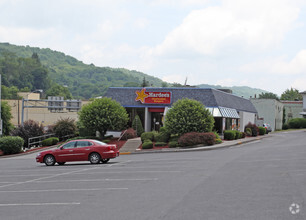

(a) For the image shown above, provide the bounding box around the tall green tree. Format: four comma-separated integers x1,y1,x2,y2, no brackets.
78,98,128,137
258,92,279,100
165,98,214,135
280,88,302,101
45,84,72,99
1,101,14,135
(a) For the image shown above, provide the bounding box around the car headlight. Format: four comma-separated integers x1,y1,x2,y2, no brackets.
37,153,41,157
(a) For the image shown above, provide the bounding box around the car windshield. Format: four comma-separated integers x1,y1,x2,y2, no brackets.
92,140,107,146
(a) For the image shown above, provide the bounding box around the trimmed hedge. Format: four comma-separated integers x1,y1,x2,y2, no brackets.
258,127,266,135
141,132,154,142
155,142,167,147
178,132,216,147
288,118,306,129
282,123,289,130
154,132,170,143
0,136,24,155
169,141,179,148
142,140,153,149
224,130,235,140
41,137,59,146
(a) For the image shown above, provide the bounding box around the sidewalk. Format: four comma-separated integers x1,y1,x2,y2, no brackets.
120,134,272,155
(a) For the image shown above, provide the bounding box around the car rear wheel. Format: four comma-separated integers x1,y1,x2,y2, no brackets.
101,158,110,164
89,153,101,164
44,155,56,166
57,162,66,165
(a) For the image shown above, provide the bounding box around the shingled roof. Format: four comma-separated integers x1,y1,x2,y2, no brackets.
104,87,257,113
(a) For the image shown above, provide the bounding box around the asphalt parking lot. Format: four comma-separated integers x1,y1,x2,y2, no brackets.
0,130,306,220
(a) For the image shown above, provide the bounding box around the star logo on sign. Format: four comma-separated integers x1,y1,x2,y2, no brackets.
135,88,148,103
289,203,300,215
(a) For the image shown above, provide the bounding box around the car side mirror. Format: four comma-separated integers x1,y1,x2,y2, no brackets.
59,146,63,150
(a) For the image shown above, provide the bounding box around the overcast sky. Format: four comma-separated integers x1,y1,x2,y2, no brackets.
1,0,306,95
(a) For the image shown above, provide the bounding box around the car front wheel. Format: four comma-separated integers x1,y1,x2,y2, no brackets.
89,153,101,164
44,155,56,166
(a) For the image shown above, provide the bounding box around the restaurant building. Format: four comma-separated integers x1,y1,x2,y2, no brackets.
104,87,257,133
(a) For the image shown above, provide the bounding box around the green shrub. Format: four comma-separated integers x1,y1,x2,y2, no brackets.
234,130,241,139
288,118,306,129
141,132,154,142
142,140,153,149
154,142,167,147
258,127,266,135
169,141,179,148
169,134,179,142
224,130,236,140
53,118,77,139
244,122,258,137
154,132,170,143
245,128,252,136
132,115,144,137
165,98,214,135
0,136,24,155
42,137,59,146
282,123,289,130
215,138,222,144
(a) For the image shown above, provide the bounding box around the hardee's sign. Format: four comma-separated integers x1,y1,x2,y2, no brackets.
135,88,171,104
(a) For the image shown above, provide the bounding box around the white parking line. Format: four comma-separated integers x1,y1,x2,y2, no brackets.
0,188,128,193
0,166,102,189
0,202,80,206
34,178,158,183
72,171,182,175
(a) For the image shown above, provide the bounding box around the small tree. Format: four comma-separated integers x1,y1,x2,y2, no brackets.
259,92,279,100
11,120,44,148
280,88,302,101
164,98,214,136
52,118,77,138
78,97,129,138
1,101,14,135
132,115,144,137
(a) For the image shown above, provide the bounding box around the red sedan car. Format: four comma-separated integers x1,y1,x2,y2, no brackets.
36,139,119,166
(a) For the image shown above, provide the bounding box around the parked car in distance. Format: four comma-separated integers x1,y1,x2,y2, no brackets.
36,139,119,166
263,123,272,133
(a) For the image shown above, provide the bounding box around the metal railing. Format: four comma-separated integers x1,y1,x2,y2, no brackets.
28,133,55,149
118,130,127,141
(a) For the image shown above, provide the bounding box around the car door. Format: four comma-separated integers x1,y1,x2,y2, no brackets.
74,141,93,161
55,141,77,162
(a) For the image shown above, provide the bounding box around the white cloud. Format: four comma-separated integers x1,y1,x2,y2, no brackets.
291,77,306,92
0,26,58,46
154,0,300,57
240,49,306,75
150,0,211,7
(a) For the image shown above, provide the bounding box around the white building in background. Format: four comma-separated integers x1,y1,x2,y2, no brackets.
300,91,306,118
250,99,284,131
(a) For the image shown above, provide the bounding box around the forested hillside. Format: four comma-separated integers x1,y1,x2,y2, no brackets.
197,84,268,98
0,43,164,99
0,42,270,100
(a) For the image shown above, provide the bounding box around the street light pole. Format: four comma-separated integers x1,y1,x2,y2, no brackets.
21,90,43,126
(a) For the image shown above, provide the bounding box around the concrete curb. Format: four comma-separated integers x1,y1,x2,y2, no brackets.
119,135,272,155
0,135,273,158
